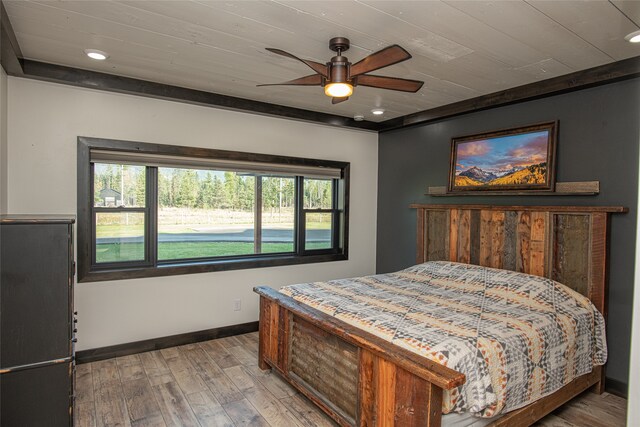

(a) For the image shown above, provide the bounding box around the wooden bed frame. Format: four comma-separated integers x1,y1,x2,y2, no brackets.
254,204,626,426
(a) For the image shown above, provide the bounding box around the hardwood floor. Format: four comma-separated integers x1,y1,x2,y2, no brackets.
75,332,627,427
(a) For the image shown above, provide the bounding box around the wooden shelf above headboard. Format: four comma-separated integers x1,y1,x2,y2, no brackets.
410,204,627,213
427,181,600,196
411,204,627,320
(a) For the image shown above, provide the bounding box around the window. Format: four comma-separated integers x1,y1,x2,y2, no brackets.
156,168,257,261
302,178,336,251
77,137,349,282
93,164,147,264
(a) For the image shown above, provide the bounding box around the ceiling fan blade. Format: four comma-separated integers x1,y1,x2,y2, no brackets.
257,74,323,87
356,74,424,92
266,48,328,78
332,96,349,104
350,45,411,77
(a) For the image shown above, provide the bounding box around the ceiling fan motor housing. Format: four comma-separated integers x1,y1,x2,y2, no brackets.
329,55,350,84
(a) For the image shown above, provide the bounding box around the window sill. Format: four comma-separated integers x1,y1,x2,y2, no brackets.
78,253,348,283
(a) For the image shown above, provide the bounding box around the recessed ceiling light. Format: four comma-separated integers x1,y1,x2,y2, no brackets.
84,49,109,60
625,30,640,43
354,114,365,121
371,108,385,115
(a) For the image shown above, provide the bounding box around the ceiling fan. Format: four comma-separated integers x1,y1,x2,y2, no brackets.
258,37,424,104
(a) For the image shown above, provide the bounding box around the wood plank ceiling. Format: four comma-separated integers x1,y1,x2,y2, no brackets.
4,0,640,122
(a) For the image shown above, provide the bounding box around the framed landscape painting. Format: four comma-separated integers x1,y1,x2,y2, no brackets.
448,121,558,194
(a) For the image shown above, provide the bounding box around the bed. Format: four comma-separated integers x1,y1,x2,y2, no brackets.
254,204,626,426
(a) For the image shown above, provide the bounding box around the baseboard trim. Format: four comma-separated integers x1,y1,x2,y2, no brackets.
605,377,628,398
75,321,259,364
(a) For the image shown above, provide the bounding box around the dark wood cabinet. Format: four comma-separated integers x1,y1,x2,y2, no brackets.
1,215,76,427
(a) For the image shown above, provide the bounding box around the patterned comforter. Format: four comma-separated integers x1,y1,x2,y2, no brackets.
280,261,607,418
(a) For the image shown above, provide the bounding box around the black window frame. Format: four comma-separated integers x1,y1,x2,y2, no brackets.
78,137,349,283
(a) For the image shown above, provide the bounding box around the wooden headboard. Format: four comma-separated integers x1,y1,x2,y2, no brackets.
411,204,627,318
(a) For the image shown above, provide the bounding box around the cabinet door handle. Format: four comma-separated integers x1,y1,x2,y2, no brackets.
72,338,78,343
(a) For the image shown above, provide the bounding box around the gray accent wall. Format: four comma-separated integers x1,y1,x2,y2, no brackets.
377,77,640,387
1,67,7,214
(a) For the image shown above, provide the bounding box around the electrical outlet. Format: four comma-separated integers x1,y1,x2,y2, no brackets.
233,299,242,311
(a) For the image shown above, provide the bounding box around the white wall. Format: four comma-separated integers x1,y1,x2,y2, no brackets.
6,77,378,350
0,67,7,214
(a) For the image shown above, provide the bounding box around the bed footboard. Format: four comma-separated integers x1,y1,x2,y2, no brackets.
255,286,465,427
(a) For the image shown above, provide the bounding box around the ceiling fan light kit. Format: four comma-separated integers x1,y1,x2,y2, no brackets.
259,37,424,105
325,82,353,97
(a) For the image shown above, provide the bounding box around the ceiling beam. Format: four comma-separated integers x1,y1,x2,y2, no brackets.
1,1,638,134
12,56,640,134
18,60,381,131
379,56,640,132
0,1,23,76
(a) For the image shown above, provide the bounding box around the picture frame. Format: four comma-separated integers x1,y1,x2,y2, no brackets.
448,121,558,194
